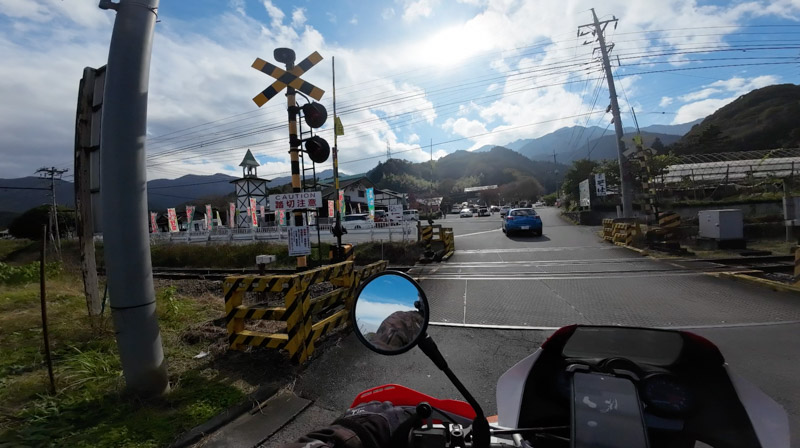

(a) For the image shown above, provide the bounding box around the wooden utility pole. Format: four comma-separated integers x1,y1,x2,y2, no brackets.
36,167,68,254
74,66,104,317
40,226,56,394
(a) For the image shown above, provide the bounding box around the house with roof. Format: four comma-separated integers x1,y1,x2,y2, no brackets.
317,175,408,218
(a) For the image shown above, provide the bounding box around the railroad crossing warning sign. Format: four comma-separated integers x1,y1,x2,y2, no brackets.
251,51,325,107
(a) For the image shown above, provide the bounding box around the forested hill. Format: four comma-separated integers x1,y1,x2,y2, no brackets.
670,84,800,154
366,146,566,196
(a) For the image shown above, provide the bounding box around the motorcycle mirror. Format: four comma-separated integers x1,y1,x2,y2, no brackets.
352,271,430,356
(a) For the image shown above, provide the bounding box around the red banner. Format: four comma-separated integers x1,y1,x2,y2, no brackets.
167,208,179,233
229,203,235,228
150,212,158,233
249,198,258,227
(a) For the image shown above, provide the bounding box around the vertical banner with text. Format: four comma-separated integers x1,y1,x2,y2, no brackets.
167,208,179,233
328,200,334,219
249,197,258,227
150,212,158,233
338,190,345,216
185,205,195,227
366,187,375,221
229,203,235,228
260,205,265,224
278,209,286,226
205,204,212,229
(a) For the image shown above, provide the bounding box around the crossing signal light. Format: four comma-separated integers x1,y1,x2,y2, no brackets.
302,102,328,128
304,135,330,163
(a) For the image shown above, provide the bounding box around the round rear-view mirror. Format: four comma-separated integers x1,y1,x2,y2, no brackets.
352,271,430,355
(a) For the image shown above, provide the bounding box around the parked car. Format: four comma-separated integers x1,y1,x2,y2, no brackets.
403,209,419,221
478,207,490,217
490,206,500,213
459,208,473,218
342,214,374,230
470,207,479,215
501,208,542,236
500,206,511,217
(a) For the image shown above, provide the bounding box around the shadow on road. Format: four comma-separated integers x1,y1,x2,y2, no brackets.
504,233,551,242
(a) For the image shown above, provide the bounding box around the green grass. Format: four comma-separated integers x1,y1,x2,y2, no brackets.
0,239,32,260
0,269,265,448
149,242,335,269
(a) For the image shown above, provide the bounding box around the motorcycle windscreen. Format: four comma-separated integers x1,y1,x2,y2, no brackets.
562,327,683,366
571,372,649,448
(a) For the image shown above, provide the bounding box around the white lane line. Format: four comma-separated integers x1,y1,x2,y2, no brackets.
414,272,707,281
454,229,501,238
429,320,800,331
462,280,468,324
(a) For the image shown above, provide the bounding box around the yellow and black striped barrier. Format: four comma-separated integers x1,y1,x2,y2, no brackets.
223,260,387,363
418,224,455,261
441,228,455,260
329,244,354,263
658,212,681,242
602,219,614,241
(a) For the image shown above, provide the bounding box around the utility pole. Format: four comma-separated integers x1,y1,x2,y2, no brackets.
36,167,68,253
332,57,343,254
579,9,633,217
98,0,168,396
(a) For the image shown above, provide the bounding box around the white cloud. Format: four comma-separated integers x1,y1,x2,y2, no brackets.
659,96,673,107
679,88,720,102
443,117,488,137
402,0,438,22
326,12,337,23
672,97,734,124
262,0,285,26
350,15,358,25
408,133,420,143
672,74,781,123
291,8,307,28
229,0,245,16
382,8,396,20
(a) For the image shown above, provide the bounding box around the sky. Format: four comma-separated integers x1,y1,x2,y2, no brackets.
355,274,421,334
1,0,800,184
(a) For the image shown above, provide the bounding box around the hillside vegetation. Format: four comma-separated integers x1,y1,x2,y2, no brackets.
670,84,800,154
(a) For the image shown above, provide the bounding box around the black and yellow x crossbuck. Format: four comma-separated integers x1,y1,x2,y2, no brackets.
251,51,325,107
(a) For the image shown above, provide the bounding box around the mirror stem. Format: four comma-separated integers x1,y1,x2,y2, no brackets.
418,335,490,447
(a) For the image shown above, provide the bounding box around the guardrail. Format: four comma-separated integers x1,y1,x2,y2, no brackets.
223,260,388,363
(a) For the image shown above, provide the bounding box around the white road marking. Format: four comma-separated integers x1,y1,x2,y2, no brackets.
429,320,800,331
454,229,501,238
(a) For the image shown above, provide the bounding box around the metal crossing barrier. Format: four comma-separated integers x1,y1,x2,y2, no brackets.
223,260,387,363
418,224,455,261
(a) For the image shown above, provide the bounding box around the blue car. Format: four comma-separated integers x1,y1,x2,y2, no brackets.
502,208,542,236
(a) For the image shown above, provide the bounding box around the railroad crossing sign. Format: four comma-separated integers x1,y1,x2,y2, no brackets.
251,51,325,107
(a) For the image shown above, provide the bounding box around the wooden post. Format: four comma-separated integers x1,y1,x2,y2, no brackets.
74,67,102,317
40,226,56,394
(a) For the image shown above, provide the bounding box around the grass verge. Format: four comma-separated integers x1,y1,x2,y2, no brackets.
0,266,296,447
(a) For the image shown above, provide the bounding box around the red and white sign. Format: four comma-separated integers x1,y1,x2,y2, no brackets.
205,204,212,229
269,191,322,210
328,200,335,218
229,203,235,228
260,205,265,222
185,205,195,225
338,190,345,216
249,197,258,227
278,209,286,226
167,208,179,233
150,212,158,233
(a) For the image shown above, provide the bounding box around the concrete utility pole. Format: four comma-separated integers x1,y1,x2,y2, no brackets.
579,9,633,217
98,0,168,396
36,167,68,253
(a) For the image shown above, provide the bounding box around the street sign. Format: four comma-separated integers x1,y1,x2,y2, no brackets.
288,226,312,256
270,191,323,210
389,204,403,222
579,179,591,208
251,51,325,107
595,173,607,197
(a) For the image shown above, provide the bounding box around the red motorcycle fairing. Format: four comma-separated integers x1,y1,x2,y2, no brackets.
351,384,477,423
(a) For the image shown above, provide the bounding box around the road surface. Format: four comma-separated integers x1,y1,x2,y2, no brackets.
261,207,800,447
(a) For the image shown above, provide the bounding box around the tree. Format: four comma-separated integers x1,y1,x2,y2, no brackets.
561,159,599,203
9,205,76,240
651,137,665,153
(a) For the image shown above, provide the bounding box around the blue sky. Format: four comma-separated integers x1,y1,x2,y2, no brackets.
1,0,799,182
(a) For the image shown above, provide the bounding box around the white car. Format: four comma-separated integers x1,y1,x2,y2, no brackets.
342,214,374,230
459,208,473,218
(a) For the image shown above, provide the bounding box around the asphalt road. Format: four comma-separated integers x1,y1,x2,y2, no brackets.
261,207,800,447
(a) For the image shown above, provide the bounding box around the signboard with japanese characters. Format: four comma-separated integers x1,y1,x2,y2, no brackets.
579,179,591,208
249,197,258,227
594,173,607,197
205,204,212,229
150,212,159,233
339,190,345,216
328,200,335,218
388,204,403,222
167,208,179,233
269,191,322,211
185,206,195,226
278,209,286,226
229,203,235,228
366,188,375,221
288,226,311,256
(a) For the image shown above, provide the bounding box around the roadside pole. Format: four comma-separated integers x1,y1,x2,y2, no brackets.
98,0,168,396
332,57,343,257
282,53,308,270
